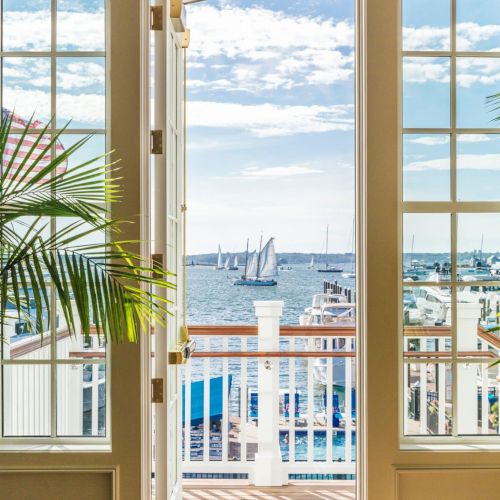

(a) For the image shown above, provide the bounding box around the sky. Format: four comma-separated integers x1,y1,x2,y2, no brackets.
4,0,500,255
185,0,356,254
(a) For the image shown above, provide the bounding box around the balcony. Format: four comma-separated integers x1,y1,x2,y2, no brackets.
182,301,356,487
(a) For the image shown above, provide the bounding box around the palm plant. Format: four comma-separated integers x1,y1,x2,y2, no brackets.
487,92,500,122
0,112,173,344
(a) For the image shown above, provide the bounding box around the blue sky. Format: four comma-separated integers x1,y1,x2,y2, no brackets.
185,0,355,254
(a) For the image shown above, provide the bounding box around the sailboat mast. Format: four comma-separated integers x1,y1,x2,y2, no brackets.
244,238,249,278
256,235,263,279
325,225,329,268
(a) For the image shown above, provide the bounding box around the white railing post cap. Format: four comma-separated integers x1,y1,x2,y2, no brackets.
253,300,284,317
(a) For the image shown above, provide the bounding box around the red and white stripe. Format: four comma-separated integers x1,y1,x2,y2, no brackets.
2,110,67,183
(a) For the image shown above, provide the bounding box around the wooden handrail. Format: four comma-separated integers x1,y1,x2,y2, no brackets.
403,350,497,358
188,324,356,336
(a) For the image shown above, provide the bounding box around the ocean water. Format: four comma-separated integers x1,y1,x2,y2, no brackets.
187,264,355,325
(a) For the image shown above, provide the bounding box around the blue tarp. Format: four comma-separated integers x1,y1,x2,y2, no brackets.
182,375,233,425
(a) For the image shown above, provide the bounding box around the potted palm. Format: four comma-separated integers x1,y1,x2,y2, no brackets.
0,111,173,344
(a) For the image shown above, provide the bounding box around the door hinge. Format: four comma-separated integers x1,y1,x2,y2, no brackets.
152,378,164,403
150,6,163,31
168,339,196,365
151,130,163,155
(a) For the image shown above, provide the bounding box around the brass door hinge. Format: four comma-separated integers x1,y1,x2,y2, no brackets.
181,29,191,49
151,130,163,155
151,6,163,31
152,378,164,403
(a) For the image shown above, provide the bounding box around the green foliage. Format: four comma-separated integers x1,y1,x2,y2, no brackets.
0,113,174,343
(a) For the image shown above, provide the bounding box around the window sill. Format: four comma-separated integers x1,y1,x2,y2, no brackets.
0,442,111,452
401,443,500,452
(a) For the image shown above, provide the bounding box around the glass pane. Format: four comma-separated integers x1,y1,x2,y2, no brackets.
457,213,500,278
57,134,106,181
56,57,106,129
456,287,500,355
403,213,451,281
403,134,450,201
57,0,105,51
457,58,500,129
457,0,500,52
457,134,500,201
457,363,500,435
3,58,51,126
403,287,452,353
402,0,450,51
3,0,51,51
403,57,450,129
57,363,106,436
3,364,51,436
404,362,453,435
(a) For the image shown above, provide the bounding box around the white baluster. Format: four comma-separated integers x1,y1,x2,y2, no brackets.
252,300,286,487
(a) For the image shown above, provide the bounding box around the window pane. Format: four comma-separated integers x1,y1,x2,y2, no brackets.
3,364,51,436
57,0,105,51
403,57,450,129
403,213,451,281
3,58,51,127
456,287,500,356
457,0,500,52
57,363,106,436
403,287,452,352
3,0,51,51
404,362,453,435
402,0,450,51
458,213,500,277
457,363,500,435
457,134,500,201
56,57,106,129
457,58,500,129
403,134,450,201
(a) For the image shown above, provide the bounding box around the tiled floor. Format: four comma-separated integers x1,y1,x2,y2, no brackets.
183,480,356,499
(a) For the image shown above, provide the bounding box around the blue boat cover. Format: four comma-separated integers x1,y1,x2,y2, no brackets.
182,375,233,425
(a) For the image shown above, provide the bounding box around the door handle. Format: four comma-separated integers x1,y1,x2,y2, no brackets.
168,339,196,365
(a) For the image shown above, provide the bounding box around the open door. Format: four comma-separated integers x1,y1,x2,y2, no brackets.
151,1,187,499
365,0,500,498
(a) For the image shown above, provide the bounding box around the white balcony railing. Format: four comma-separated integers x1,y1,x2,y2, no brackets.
182,301,357,485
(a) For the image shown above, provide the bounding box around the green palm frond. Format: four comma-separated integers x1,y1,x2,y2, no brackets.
0,113,174,343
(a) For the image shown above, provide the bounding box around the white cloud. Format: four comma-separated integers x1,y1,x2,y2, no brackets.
241,164,324,179
409,136,450,146
403,58,449,84
457,58,500,88
187,101,354,137
403,23,500,52
187,4,354,91
406,153,500,172
3,11,104,51
457,134,493,143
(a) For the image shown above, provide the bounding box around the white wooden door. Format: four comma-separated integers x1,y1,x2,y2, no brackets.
151,1,184,499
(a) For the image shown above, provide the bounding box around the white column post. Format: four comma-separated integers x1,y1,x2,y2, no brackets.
252,300,287,487
457,302,482,434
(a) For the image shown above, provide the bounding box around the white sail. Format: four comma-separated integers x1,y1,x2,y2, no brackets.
246,252,258,278
216,245,223,269
224,257,230,269
234,256,238,267
310,256,314,267
258,238,278,278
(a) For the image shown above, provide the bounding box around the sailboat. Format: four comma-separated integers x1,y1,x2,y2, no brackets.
224,257,230,270
318,225,342,273
307,256,315,270
234,237,278,286
342,219,355,278
214,245,225,270
228,255,239,271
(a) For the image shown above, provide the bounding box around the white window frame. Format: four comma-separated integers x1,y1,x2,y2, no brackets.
400,0,500,447
0,0,111,449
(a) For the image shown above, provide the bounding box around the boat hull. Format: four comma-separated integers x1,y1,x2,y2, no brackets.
318,269,343,273
234,279,277,286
